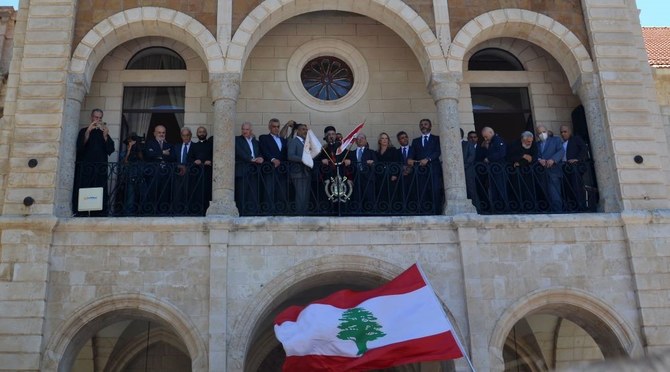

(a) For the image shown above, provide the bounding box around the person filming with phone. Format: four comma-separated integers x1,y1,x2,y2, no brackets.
73,108,115,216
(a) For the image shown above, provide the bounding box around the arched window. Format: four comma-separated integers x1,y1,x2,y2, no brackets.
468,48,524,71
126,47,186,70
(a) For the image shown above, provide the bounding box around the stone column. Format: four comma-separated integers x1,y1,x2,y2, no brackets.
54,73,87,217
207,72,240,216
575,73,622,212
429,72,476,215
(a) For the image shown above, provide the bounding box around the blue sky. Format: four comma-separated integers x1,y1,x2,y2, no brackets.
0,0,668,26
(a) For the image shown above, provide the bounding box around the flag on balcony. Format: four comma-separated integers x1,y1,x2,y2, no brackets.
274,264,465,371
302,129,322,168
337,121,365,155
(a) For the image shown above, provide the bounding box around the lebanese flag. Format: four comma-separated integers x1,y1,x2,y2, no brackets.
336,121,365,155
274,264,464,371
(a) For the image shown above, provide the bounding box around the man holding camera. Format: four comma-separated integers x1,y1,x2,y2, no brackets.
73,108,115,216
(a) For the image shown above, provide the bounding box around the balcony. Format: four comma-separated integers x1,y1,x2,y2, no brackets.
72,161,598,217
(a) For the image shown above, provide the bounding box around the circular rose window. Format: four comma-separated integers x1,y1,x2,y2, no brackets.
287,39,368,112
301,56,354,101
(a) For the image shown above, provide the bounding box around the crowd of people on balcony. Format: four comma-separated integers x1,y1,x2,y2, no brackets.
73,109,213,217
234,118,445,216
463,124,595,214
72,108,595,217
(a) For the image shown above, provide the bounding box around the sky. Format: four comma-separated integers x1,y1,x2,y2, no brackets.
0,0,668,26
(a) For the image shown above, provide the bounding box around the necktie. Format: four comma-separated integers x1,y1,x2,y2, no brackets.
182,145,188,163
402,147,407,160
358,148,363,162
423,135,428,147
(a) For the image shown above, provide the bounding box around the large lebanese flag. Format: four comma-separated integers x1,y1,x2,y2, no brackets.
274,264,464,371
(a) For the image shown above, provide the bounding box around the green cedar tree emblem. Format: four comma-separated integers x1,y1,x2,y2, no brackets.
336,307,387,355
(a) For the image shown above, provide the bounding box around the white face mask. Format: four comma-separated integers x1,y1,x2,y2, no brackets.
539,132,548,141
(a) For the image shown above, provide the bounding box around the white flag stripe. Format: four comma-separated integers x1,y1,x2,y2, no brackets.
275,286,453,357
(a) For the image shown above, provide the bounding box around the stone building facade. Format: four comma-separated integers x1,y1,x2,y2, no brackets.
0,0,669,371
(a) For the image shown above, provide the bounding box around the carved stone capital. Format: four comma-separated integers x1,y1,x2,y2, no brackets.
66,73,88,102
209,72,241,103
428,72,462,103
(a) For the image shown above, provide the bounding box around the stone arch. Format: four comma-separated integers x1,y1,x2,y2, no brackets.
41,293,208,372
228,256,465,371
448,9,593,87
70,7,223,90
490,287,642,369
226,0,446,83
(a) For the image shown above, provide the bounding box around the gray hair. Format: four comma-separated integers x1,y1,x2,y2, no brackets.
521,131,534,139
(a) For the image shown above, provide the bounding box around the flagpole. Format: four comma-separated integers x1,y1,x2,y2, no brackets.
415,263,477,372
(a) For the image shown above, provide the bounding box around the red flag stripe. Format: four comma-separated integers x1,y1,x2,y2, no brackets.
337,121,365,155
275,264,424,325
282,331,463,371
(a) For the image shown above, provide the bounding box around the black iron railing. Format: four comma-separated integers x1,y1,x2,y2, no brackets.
235,161,444,216
73,160,598,217
472,161,598,214
74,162,208,217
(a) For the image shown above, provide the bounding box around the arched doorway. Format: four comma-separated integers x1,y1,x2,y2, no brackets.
244,270,456,372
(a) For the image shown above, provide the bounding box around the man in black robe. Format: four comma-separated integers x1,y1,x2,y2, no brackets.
73,108,115,216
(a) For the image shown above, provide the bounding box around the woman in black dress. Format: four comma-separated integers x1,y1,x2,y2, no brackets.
376,132,401,212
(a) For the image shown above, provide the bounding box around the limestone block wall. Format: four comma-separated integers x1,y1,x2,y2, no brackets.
236,12,438,142
447,0,591,57
0,0,76,216
582,0,670,210
0,217,56,371
73,0,217,50
459,38,581,136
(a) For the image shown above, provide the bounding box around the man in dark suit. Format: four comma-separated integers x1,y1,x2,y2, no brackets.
481,127,507,212
352,133,377,212
287,124,311,214
410,119,442,214
235,122,264,214
560,125,588,211
536,125,565,212
142,124,175,215
461,129,478,208
189,126,213,214
259,118,288,213
173,127,195,214
396,131,416,208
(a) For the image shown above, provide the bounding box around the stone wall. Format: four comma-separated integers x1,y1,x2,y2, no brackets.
237,12,438,141
73,0,217,51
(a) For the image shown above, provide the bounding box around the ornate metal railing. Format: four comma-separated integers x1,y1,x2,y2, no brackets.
73,160,598,217
472,161,598,214
235,161,444,216
73,162,208,217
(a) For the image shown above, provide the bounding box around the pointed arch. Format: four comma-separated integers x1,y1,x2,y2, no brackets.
448,9,593,87
226,0,446,83
70,7,223,90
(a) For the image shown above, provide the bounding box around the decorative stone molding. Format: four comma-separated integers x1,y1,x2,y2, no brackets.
286,39,368,112
489,287,642,370
448,9,593,87
70,7,223,88
227,0,446,83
